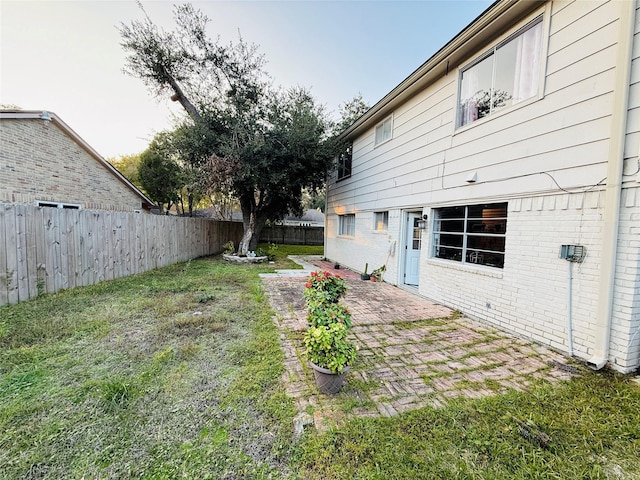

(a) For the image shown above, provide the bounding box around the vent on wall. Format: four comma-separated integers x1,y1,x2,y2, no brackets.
559,244,585,263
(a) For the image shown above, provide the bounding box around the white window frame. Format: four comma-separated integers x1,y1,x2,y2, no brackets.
37,200,81,210
373,211,388,231
456,13,546,129
338,214,355,237
374,115,393,146
432,203,507,269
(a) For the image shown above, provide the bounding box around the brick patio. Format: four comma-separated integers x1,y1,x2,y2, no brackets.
261,256,580,432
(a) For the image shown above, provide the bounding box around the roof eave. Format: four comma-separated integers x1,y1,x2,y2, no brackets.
0,110,157,209
339,0,544,141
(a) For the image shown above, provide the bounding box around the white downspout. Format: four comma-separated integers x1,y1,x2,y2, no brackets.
590,0,636,369
567,261,574,357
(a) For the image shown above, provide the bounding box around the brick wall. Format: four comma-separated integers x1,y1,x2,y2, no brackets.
327,189,640,373
611,186,640,371
420,190,640,372
0,118,144,211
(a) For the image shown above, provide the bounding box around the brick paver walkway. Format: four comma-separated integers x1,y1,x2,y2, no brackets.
261,256,580,431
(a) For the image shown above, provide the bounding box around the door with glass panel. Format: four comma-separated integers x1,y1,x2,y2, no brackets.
404,212,422,286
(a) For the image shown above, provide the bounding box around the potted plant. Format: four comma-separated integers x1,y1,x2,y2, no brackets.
304,270,347,305
302,270,356,394
371,265,386,282
304,322,356,394
360,263,371,281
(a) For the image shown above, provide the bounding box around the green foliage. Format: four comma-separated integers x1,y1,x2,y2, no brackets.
307,302,352,329
302,270,355,374
109,153,143,190
303,270,347,305
371,265,386,281
120,5,338,252
138,147,183,212
303,323,356,374
222,240,235,255
255,243,278,261
0,256,295,479
296,372,640,479
333,93,370,136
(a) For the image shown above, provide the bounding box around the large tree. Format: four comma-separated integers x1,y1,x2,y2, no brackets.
138,146,183,213
120,4,335,253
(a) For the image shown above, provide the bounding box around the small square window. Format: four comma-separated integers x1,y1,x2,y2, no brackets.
339,214,355,236
374,211,388,231
374,116,393,145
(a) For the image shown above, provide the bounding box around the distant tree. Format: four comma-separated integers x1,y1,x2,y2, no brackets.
138,146,183,213
120,4,335,253
334,93,369,136
302,187,326,213
109,154,143,190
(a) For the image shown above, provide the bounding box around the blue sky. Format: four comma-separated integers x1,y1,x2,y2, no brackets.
1,0,493,158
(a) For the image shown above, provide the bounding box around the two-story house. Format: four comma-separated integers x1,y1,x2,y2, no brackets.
326,0,640,373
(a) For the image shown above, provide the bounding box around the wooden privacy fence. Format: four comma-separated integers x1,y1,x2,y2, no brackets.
259,225,324,245
0,204,243,306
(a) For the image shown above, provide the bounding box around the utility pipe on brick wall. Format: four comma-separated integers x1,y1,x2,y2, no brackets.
591,0,636,370
567,261,574,357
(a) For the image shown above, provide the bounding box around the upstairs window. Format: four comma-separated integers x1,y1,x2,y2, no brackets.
374,116,393,145
458,17,543,128
432,203,507,268
336,143,352,180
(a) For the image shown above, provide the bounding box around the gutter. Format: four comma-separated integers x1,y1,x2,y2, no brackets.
590,1,636,370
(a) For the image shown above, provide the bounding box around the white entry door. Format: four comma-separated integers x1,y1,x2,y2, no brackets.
404,212,422,285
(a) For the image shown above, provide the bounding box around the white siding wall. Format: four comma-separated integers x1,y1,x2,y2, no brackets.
326,0,640,372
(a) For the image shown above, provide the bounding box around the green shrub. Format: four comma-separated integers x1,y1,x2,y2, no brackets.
303,322,356,374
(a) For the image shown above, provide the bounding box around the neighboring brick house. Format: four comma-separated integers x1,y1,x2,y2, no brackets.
326,0,640,373
0,110,155,212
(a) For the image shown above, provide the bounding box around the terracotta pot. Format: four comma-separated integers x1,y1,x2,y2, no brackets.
310,362,350,394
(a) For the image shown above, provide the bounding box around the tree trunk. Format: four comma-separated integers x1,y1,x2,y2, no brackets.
238,196,267,255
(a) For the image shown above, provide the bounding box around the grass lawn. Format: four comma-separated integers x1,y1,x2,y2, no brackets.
2,244,639,479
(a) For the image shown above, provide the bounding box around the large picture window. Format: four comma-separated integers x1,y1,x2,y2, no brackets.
432,203,507,268
339,214,355,236
458,17,543,128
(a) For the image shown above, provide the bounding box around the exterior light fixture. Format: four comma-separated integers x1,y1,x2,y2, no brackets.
417,214,428,230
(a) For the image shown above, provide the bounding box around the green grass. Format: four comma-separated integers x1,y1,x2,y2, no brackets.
2,242,640,479
295,372,640,479
0,251,299,479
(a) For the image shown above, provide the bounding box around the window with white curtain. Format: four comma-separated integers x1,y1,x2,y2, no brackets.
339,214,355,236
374,211,388,231
458,17,543,128
374,116,393,145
